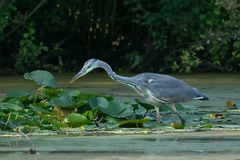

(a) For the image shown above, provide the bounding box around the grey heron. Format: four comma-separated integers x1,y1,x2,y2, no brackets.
70,59,209,125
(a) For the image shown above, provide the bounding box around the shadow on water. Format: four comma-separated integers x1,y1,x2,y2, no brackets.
0,73,240,159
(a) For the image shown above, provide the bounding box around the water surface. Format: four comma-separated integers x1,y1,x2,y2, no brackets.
0,73,240,159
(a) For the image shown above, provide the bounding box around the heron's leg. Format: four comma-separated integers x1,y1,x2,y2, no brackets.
169,104,185,125
154,106,160,123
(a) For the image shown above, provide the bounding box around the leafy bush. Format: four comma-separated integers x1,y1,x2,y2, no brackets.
124,0,240,72
172,50,202,73
0,0,239,73
15,26,48,72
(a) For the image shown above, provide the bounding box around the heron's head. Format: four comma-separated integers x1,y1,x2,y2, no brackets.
70,59,99,83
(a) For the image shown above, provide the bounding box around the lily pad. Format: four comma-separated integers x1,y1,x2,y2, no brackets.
226,100,237,109
65,90,81,97
100,101,133,118
49,95,76,108
199,124,213,128
88,97,109,109
118,119,150,128
0,102,22,111
106,116,122,124
65,113,91,127
7,90,30,98
39,87,61,99
28,104,51,114
170,122,185,129
137,100,154,110
24,70,56,88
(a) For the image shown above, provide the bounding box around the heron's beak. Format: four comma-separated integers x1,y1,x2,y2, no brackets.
70,67,92,83
70,72,82,83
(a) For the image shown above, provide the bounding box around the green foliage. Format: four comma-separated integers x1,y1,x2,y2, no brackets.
0,1,20,34
202,0,240,71
0,71,239,133
125,51,144,70
100,101,133,118
15,26,48,72
49,95,76,108
65,113,91,127
0,0,240,74
88,97,109,109
124,0,240,72
0,70,152,132
172,50,202,73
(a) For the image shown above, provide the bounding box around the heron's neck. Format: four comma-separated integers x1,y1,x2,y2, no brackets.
98,61,134,86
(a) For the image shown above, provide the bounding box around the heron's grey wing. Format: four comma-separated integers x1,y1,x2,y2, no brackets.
144,76,197,103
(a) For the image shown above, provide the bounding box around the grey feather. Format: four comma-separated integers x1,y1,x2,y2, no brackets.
129,73,206,103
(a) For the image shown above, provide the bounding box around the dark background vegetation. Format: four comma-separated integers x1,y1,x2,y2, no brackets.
0,0,240,75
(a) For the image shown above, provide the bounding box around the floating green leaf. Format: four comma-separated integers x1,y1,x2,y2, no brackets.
137,100,154,110
106,116,122,124
100,101,133,118
118,119,150,128
65,113,91,127
0,102,22,111
28,104,51,114
89,97,109,109
7,90,30,98
61,89,81,97
199,124,213,128
170,122,185,129
39,87,61,99
24,70,56,88
48,95,76,108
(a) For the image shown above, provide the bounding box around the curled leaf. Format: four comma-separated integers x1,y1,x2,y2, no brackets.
24,70,56,88
65,113,91,127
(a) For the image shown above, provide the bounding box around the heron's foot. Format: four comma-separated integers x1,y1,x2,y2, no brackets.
156,117,166,124
155,119,168,126
180,118,186,125
176,115,186,125
174,112,186,125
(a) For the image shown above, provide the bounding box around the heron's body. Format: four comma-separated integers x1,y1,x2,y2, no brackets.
71,59,209,124
118,73,208,104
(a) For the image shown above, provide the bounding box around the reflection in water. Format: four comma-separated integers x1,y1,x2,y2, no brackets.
1,133,240,160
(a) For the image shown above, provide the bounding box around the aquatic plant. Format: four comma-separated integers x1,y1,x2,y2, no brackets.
0,70,238,133
0,70,154,132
